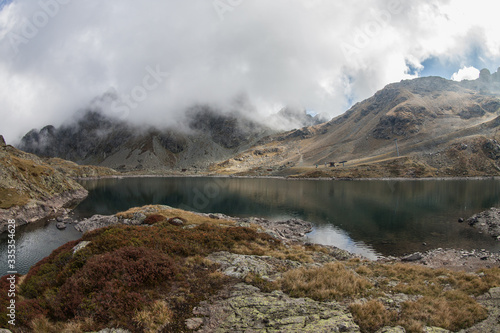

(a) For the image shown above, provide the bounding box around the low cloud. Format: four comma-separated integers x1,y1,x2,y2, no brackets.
451,66,480,81
0,0,500,143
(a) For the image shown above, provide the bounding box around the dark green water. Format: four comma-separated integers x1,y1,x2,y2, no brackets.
2,177,500,275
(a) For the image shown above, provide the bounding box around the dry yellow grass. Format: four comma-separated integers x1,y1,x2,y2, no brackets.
281,262,372,301
349,300,396,333
344,261,500,332
30,317,84,333
134,300,173,333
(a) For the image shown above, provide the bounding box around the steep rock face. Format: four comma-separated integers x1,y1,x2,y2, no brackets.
0,141,89,231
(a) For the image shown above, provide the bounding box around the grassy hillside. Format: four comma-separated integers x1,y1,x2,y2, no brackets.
212,75,500,178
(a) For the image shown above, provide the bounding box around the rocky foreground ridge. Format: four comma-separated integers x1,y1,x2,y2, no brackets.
0,135,117,231
2,205,500,333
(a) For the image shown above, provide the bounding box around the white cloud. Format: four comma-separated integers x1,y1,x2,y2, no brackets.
0,0,499,143
451,66,480,81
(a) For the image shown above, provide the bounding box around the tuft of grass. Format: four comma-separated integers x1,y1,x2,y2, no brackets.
134,300,173,333
349,300,396,333
30,317,84,333
281,262,372,301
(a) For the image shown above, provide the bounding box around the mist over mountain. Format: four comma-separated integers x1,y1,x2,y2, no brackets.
2,1,500,143
18,104,326,171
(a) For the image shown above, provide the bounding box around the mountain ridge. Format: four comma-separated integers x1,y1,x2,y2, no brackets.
212,68,500,177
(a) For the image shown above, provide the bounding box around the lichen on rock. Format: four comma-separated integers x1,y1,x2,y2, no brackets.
194,283,360,332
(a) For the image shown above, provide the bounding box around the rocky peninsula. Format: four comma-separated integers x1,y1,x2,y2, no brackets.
0,135,117,232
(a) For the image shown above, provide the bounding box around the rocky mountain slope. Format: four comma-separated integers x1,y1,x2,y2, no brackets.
0,135,116,231
18,106,301,172
213,68,500,177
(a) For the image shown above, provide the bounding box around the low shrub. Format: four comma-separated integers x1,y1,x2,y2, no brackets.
143,214,166,225
53,246,176,326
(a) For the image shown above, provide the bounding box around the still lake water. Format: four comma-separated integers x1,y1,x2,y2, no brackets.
2,177,500,275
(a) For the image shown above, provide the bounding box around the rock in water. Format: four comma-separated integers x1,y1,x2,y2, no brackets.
56,222,67,230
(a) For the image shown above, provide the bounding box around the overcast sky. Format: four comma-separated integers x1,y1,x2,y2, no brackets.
0,0,500,143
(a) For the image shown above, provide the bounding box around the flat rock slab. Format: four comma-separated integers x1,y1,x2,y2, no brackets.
74,213,146,233
207,251,303,280
193,283,360,332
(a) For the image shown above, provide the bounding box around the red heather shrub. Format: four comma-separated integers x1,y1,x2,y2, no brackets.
20,240,80,299
53,246,176,323
143,214,166,225
15,299,48,328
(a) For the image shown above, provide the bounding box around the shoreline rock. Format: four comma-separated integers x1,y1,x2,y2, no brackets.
378,248,500,272
467,207,500,239
0,189,88,233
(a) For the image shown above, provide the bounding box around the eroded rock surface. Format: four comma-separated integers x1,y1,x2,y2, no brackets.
193,283,360,333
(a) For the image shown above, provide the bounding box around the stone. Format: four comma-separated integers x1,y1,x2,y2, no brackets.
458,217,464,223
376,326,406,333
56,222,67,230
401,252,423,262
75,215,121,233
0,135,5,146
423,327,450,333
207,251,301,280
185,317,204,330
195,283,360,332
0,329,13,333
72,241,91,254
168,217,185,226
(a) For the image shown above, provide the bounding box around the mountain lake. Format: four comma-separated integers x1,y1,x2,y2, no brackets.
2,177,500,275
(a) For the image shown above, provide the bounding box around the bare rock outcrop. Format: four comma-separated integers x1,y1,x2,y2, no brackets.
467,207,500,239
193,283,360,332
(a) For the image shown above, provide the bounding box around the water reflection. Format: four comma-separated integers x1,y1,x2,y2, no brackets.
2,177,500,275
75,177,500,256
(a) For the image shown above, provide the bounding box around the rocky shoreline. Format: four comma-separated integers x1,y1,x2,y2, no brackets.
56,207,500,273
3,205,500,332
465,207,500,239
0,189,88,233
